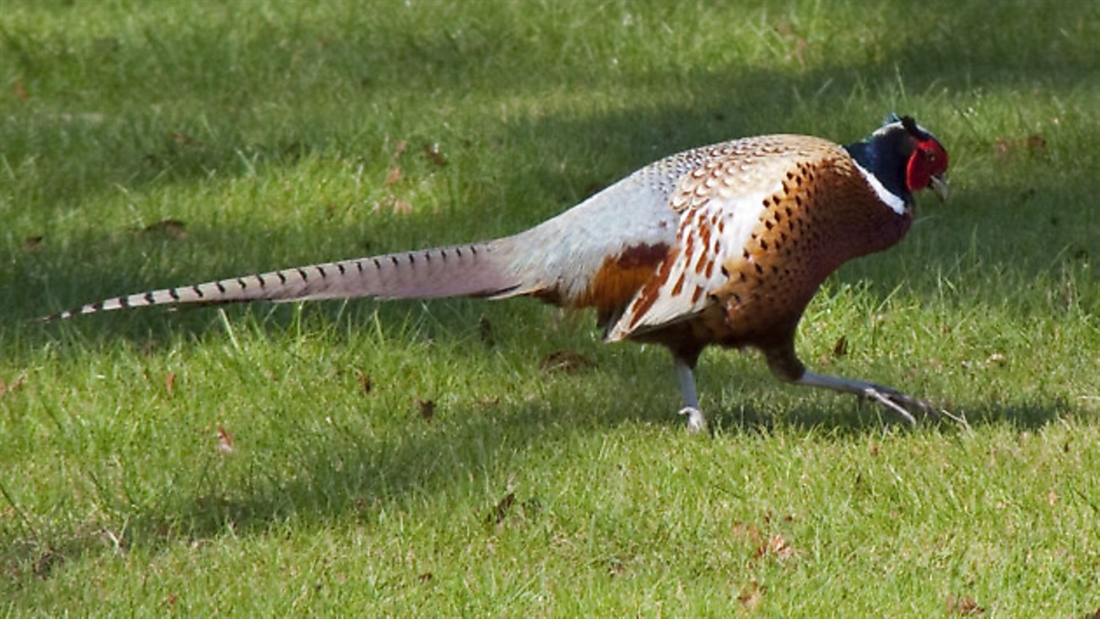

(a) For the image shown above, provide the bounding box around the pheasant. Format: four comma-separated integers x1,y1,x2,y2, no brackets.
42,115,949,431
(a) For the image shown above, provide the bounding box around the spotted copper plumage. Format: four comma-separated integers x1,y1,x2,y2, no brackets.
41,116,950,432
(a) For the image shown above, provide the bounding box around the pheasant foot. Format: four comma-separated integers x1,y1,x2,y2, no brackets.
673,357,712,434
856,385,923,426
679,406,709,434
796,371,943,426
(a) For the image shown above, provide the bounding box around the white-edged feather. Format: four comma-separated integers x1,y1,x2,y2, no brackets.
606,185,774,340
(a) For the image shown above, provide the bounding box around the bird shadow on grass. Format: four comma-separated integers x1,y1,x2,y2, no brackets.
707,399,1076,437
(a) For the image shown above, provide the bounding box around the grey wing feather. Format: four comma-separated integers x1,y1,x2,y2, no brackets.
495,146,708,300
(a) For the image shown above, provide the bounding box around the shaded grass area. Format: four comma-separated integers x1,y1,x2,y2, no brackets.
1,0,1098,615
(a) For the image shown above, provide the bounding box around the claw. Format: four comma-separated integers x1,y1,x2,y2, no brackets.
679,406,710,435
856,385,970,428
858,387,919,426
795,371,955,426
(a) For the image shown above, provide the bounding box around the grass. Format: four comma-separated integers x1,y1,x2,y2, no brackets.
2,0,1098,615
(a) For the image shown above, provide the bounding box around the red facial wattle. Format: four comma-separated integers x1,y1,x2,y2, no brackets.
905,138,949,193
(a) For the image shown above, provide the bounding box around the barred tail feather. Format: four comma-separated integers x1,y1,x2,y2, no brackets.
40,241,521,322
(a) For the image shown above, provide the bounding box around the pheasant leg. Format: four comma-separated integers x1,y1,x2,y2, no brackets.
674,357,709,433
794,372,931,425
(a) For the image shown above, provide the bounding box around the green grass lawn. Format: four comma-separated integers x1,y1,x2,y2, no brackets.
2,0,1098,615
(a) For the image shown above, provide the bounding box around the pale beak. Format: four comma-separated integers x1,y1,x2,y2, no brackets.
930,173,948,202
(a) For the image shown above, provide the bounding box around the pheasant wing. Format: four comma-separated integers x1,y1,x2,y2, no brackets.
606,138,816,341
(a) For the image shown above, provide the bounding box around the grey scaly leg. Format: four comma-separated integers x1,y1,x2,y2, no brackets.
674,357,708,433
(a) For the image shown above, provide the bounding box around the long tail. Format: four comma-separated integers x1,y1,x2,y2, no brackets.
40,240,524,322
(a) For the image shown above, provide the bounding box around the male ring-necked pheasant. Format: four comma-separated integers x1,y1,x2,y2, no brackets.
43,115,949,431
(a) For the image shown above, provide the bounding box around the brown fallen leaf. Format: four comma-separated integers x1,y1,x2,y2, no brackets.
607,557,628,577
423,142,447,167
832,335,848,357
757,534,795,561
539,349,595,374
946,594,984,616
23,235,44,252
737,580,764,612
773,17,808,67
162,592,178,610
393,140,408,159
142,219,188,240
486,490,515,526
385,165,402,186
216,426,234,453
0,375,27,398
416,398,435,421
355,370,372,394
785,36,808,67
164,372,176,395
14,79,28,101
768,534,795,560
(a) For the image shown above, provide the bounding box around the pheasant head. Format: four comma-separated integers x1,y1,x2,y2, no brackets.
845,114,950,212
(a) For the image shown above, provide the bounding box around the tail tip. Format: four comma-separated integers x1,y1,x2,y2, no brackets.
35,310,69,323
